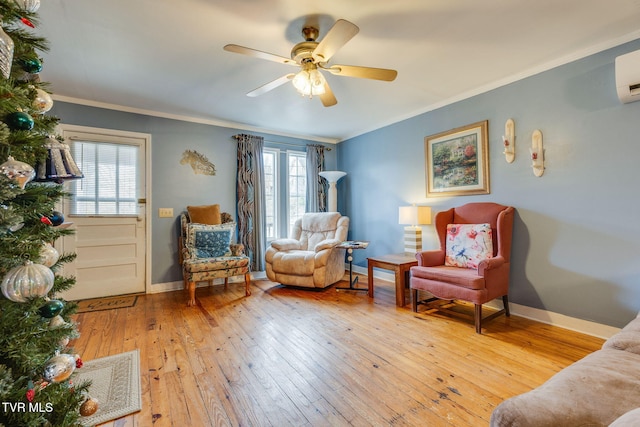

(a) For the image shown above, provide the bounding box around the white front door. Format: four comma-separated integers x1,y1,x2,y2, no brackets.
57,125,150,301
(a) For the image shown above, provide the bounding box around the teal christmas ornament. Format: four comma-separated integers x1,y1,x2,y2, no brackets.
19,57,42,74
39,299,64,318
5,111,34,130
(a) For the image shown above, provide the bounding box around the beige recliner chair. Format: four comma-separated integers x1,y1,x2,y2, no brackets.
265,212,349,288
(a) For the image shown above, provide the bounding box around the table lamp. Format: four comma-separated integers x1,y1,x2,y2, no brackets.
399,205,431,254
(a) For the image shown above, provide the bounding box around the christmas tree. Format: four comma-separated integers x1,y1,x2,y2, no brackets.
0,1,91,425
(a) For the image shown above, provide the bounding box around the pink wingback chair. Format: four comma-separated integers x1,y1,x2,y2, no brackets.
410,202,515,333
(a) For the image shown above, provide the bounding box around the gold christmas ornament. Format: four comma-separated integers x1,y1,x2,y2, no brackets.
79,397,99,416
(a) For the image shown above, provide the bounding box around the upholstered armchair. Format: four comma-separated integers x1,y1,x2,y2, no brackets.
265,212,349,288
410,202,514,333
179,204,251,307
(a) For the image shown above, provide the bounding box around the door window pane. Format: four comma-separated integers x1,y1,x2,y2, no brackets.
70,141,138,215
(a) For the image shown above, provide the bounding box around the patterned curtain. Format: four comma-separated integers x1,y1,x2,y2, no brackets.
234,134,267,272
305,144,326,212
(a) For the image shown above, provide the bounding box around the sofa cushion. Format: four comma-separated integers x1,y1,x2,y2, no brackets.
445,223,493,269
602,313,640,355
490,348,640,426
187,204,221,225
185,223,235,258
183,255,249,273
411,265,486,290
298,212,341,250
269,250,315,276
270,238,301,251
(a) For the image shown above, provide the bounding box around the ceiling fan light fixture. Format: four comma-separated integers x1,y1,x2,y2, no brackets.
292,66,326,97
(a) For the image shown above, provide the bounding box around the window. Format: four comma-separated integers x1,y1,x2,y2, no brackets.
287,151,306,234
263,148,278,240
263,148,306,239
70,141,139,215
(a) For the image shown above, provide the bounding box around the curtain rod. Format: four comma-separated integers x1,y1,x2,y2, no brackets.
232,134,332,151
264,140,331,151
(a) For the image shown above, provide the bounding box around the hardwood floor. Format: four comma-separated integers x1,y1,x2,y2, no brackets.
71,275,604,426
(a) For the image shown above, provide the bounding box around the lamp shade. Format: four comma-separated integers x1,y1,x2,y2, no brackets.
398,205,431,226
318,170,347,182
35,136,83,183
319,171,346,213
292,68,326,96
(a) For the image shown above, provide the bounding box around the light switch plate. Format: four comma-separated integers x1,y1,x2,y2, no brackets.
158,208,174,218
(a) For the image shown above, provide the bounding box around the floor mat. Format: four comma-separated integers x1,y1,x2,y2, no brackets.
75,295,138,313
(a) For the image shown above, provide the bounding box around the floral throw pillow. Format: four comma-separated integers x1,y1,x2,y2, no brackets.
444,223,493,269
186,222,235,258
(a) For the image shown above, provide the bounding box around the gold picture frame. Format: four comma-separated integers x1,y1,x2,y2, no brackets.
425,120,490,197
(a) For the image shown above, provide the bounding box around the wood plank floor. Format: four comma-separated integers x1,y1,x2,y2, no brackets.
71,274,604,426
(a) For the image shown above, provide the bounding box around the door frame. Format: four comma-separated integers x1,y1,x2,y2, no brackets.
57,123,152,295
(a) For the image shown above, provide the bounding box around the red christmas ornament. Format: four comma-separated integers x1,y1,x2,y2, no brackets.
20,17,34,28
26,388,35,402
40,216,52,226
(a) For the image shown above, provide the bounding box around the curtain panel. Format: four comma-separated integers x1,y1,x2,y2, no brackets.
306,144,326,213
234,134,267,272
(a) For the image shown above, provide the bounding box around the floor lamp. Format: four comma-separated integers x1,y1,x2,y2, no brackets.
399,205,431,254
319,171,346,212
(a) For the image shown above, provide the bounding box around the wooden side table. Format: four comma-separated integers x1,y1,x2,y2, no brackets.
367,253,418,307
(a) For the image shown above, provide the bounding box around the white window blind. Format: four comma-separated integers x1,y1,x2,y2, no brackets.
70,141,138,215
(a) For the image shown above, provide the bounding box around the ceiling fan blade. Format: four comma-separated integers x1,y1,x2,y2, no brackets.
312,19,359,63
224,44,297,66
319,80,337,107
247,74,295,97
323,64,398,81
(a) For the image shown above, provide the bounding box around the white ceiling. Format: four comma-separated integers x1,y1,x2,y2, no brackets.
37,0,640,143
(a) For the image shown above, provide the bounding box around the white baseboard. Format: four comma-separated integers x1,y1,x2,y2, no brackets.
353,264,620,339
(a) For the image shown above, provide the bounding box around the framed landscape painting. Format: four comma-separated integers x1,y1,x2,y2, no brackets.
424,120,490,197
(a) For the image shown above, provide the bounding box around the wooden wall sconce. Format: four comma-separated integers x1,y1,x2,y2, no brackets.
530,129,544,177
502,118,515,163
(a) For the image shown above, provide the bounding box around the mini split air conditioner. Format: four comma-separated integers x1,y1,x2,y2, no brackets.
616,49,640,104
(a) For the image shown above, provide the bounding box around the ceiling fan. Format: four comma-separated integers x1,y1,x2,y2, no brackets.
224,19,398,107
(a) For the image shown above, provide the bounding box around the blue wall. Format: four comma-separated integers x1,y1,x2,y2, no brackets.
48,104,335,286
338,39,640,328
52,37,640,328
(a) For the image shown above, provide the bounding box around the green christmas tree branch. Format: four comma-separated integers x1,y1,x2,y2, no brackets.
0,1,89,425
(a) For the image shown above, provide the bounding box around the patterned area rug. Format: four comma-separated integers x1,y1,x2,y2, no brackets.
73,349,142,426
76,295,138,313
